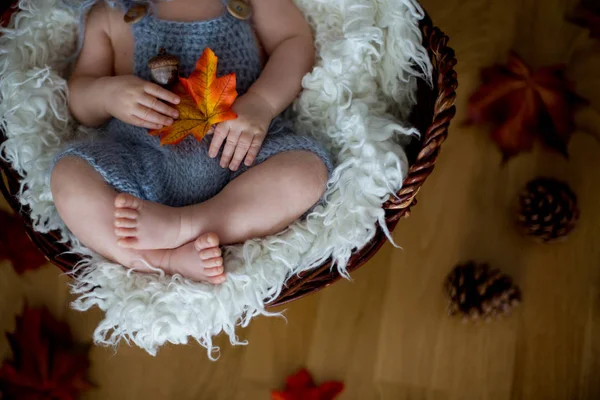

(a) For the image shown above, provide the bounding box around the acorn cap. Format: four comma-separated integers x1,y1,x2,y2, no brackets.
148,49,179,68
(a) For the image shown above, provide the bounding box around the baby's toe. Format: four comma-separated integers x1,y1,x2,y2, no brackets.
204,265,224,277
115,227,137,237
199,247,221,260
114,208,139,220
195,232,220,251
207,274,227,285
117,237,139,248
202,257,223,269
115,193,142,210
115,217,137,228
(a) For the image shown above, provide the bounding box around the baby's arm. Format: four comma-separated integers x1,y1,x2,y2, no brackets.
209,0,315,170
68,4,179,128
68,3,115,126
246,0,315,116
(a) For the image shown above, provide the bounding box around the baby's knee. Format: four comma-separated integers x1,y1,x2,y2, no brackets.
51,157,77,194
50,156,95,205
309,156,328,197
293,151,329,200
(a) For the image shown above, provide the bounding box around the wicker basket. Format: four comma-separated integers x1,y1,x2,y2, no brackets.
0,3,457,307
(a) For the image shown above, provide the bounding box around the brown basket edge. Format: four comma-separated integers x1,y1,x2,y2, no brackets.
266,14,458,307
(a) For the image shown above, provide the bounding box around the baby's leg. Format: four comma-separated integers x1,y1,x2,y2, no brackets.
114,150,328,247
51,157,226,284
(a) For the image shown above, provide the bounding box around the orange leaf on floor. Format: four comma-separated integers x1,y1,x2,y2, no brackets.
271,368,344,400
465,52,587,161
149,47,238,145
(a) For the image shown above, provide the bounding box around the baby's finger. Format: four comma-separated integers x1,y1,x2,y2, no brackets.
220,130,241,168
143,83,180,105
130,115,163,130
133,105,174,126
209,124,229,158
244,135,265,167
229,132,253,171
139,95,179,119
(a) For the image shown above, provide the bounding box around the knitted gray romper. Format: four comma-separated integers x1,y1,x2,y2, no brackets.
55,0,333,207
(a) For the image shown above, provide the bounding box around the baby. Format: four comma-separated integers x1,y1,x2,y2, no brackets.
51,0,332,283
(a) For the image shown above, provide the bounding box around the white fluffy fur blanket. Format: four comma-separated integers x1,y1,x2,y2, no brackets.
0,0,431,358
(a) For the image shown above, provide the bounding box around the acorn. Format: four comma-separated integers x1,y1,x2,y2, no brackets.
147,48,179,87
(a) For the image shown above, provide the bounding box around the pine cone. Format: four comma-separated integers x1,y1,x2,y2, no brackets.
444,261,521,322
517,177,579,243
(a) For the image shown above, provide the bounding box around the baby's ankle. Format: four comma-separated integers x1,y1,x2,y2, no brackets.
178,206,202,243
129,250,175,275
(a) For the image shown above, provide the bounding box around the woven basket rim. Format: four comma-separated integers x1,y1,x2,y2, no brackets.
0,4,458,307
269,13,458,306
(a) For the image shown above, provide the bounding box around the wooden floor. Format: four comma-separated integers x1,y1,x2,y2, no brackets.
2,0,600,398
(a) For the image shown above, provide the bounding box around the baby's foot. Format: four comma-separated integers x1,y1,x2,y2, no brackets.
114,193,196,250
167,233,226,284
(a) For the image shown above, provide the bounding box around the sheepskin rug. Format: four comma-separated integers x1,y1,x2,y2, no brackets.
0,0,431,358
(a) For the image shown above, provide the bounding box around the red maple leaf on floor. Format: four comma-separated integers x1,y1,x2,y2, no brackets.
0,306,94,400
271,369,344,400
567,0,600,39
0,210,48,274
465,52,587,161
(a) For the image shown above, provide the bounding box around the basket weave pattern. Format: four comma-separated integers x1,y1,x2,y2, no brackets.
0,6,457,307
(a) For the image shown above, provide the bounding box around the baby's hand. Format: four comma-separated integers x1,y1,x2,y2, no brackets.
103,75,181,129
208,91,275,171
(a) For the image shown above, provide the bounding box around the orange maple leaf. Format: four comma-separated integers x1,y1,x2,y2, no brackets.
149,48,238,145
